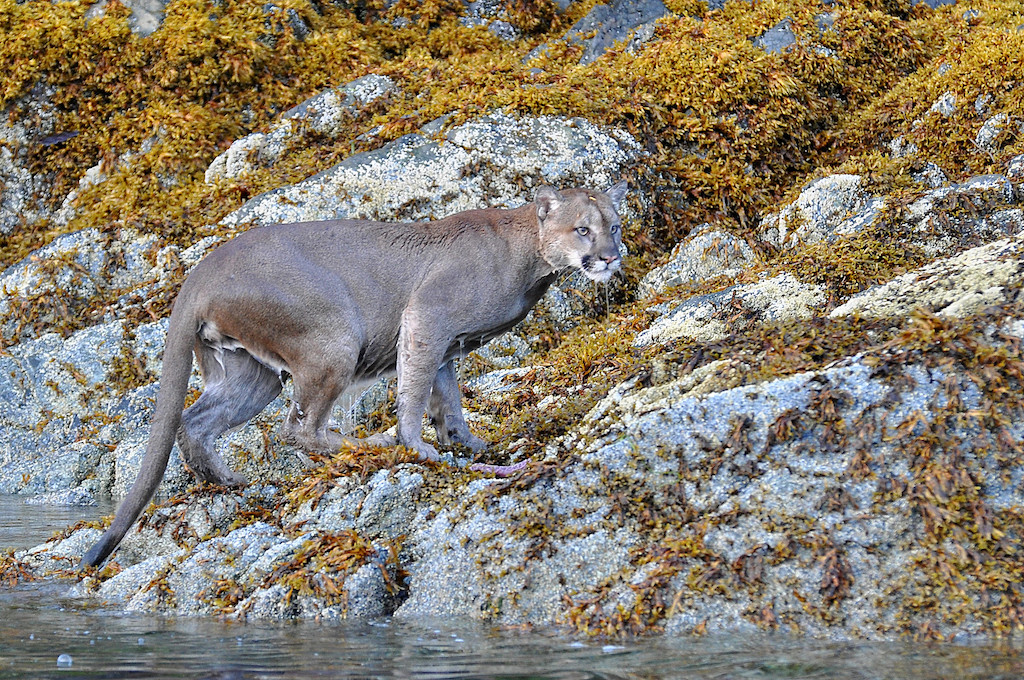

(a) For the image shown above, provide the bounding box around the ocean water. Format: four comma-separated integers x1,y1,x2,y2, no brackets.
3,495,1023,679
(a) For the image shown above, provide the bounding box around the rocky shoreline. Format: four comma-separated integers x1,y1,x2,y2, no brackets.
2,0,1024,641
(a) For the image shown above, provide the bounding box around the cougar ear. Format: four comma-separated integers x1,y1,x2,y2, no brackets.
605,180,628,210
535,186,564,221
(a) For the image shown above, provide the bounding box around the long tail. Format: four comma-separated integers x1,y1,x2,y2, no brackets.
79,298,198,569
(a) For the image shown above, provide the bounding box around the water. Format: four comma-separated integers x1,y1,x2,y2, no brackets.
3,494,1024,679
0,495,116,551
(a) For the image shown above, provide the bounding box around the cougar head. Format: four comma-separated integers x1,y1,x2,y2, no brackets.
535,181,628,283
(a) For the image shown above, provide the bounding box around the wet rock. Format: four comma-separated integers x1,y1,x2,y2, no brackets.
574,0,669,65
913,162,948,188
24,487,97,506
17,527,104,573
1007,153,1024,181
291,467,425,540
638,228,757,298
753,19,796,54
928,91,957,117
903,173,1020,255
460,0,522,40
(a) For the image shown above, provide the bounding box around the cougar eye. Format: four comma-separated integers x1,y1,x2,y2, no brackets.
576,226,590,236
610,223,621,234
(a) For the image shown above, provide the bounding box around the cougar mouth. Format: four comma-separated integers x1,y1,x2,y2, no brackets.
580,254,620,283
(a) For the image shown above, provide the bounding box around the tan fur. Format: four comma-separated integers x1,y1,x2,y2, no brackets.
80,182,627,568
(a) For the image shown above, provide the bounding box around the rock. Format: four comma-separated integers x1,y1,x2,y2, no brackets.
753,19,796,54
17,527,104,573
526,0,669,65
205,75,397,183
0,227,161,346
460,0,522,41
913,162,948,188
760,175,880,249
638,228,756,298
887,136,919,158
928,91,957,117
221,110,637,225
291,467,425,540
24,487,97,506
976,113,1010,153
914,0,957,8
0,84,58,235
76,507,400,619
578,353,1019,638
635,273,827,346
468,332,532,370
468,367,533,396
86,0,168,37
903,173,1020,255
830,231,1024,320
1008,153,1024,181
263,3,312,42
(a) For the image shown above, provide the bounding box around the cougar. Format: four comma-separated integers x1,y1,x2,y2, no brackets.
80,181,627,567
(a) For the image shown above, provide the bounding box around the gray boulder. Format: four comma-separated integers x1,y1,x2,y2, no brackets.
638,228,756,298
635,273,827,346
831,229,1024,321
85,0,169,37
760,174,882,249
1007,153,1024,181
205,75,398,183
221,111,638,227
0,227,159,345
903,173,1020,255
752,19,796,53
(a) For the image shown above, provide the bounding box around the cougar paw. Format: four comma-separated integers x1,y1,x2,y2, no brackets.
457,432,488,452
366,432,398,447
407,440,440,462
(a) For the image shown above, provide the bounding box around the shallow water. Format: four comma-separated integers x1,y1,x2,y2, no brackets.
0,495,116,550
3,494,1024,679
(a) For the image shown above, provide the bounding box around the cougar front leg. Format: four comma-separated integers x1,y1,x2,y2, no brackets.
430,360,487,451
396,310,446,461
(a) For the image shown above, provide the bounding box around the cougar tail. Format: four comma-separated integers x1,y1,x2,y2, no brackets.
79,299,199,569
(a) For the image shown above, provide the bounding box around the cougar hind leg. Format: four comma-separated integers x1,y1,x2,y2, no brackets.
278,351,354,454
178,343,283,486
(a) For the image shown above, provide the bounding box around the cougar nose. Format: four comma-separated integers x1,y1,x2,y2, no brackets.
602,254,620,264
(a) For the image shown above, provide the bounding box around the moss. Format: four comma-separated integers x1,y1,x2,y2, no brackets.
0,549,37,586
107,332,158,396
284,444,422,510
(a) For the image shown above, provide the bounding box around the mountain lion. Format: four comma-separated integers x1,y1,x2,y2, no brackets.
80,181,628,568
